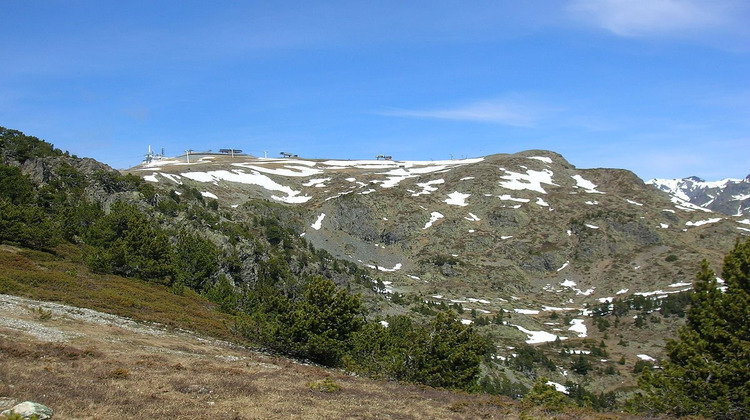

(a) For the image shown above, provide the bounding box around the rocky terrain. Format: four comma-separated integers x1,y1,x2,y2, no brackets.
129,150,749,387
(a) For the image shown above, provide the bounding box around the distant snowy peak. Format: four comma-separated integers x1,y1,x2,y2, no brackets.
648,175,750,216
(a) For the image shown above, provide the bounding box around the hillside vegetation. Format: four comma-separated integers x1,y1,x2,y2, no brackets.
2,126,749,418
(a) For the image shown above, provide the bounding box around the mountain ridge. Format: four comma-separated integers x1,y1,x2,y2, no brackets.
128,149,749,350
648,174,750,217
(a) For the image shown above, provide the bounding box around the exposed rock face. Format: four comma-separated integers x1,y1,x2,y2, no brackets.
1,401,54,419
18,155,140,212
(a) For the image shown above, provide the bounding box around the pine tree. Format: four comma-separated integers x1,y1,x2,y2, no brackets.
634,239,750,419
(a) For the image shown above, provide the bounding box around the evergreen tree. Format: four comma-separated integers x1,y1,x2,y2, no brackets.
259,276,363,366
0,127,61,163
345,312,490,390
634,239,750,419
85,203,174,283
173,229,219,292
571,354,592,375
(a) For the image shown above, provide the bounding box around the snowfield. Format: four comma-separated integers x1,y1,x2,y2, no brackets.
181,169,312,203
499,168,557,194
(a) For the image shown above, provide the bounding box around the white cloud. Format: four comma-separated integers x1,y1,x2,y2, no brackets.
568,0,742,38
378,98,544,127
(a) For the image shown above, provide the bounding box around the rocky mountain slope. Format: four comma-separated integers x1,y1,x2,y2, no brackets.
130,151,749,383
648,175,750,216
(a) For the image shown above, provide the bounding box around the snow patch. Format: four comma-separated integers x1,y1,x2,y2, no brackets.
513,325,566,344
528,156,553,164
445,191,470,206
498,194,530,203
423,212,444,230
200,191,218,199
671,196,713,213
231,162,323,177
686,218,723,227
571,174,604,194
160,173,183,184
302,177,331,187
560,279,594,296
366,263,402,273
569,319,587,338
499,168,557,194
542,306,577,312
547,381,569,394
412,179,445,196
465,212,481,222
514,308,540,315
311,213,326,230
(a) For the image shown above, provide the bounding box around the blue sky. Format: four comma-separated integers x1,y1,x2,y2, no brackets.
2,1,749,181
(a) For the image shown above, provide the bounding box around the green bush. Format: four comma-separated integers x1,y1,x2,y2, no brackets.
522,378,570,412
346,311,491,390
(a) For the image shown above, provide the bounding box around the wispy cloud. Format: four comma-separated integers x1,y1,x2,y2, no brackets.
567,0,746,39
377,98,545,127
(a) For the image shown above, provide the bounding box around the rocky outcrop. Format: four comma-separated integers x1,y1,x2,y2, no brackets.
1,401,54,419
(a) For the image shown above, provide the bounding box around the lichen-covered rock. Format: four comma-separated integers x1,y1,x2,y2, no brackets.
1,401,54,419
0,398,17,412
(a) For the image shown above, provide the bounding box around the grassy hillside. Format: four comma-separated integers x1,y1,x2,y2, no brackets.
0,244,235,341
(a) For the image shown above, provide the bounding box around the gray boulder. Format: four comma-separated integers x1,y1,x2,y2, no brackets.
1,401,54,419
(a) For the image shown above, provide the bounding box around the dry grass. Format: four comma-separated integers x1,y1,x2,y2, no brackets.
0,303,659,420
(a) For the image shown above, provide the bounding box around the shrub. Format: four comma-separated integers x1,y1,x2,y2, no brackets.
309,377,341,393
